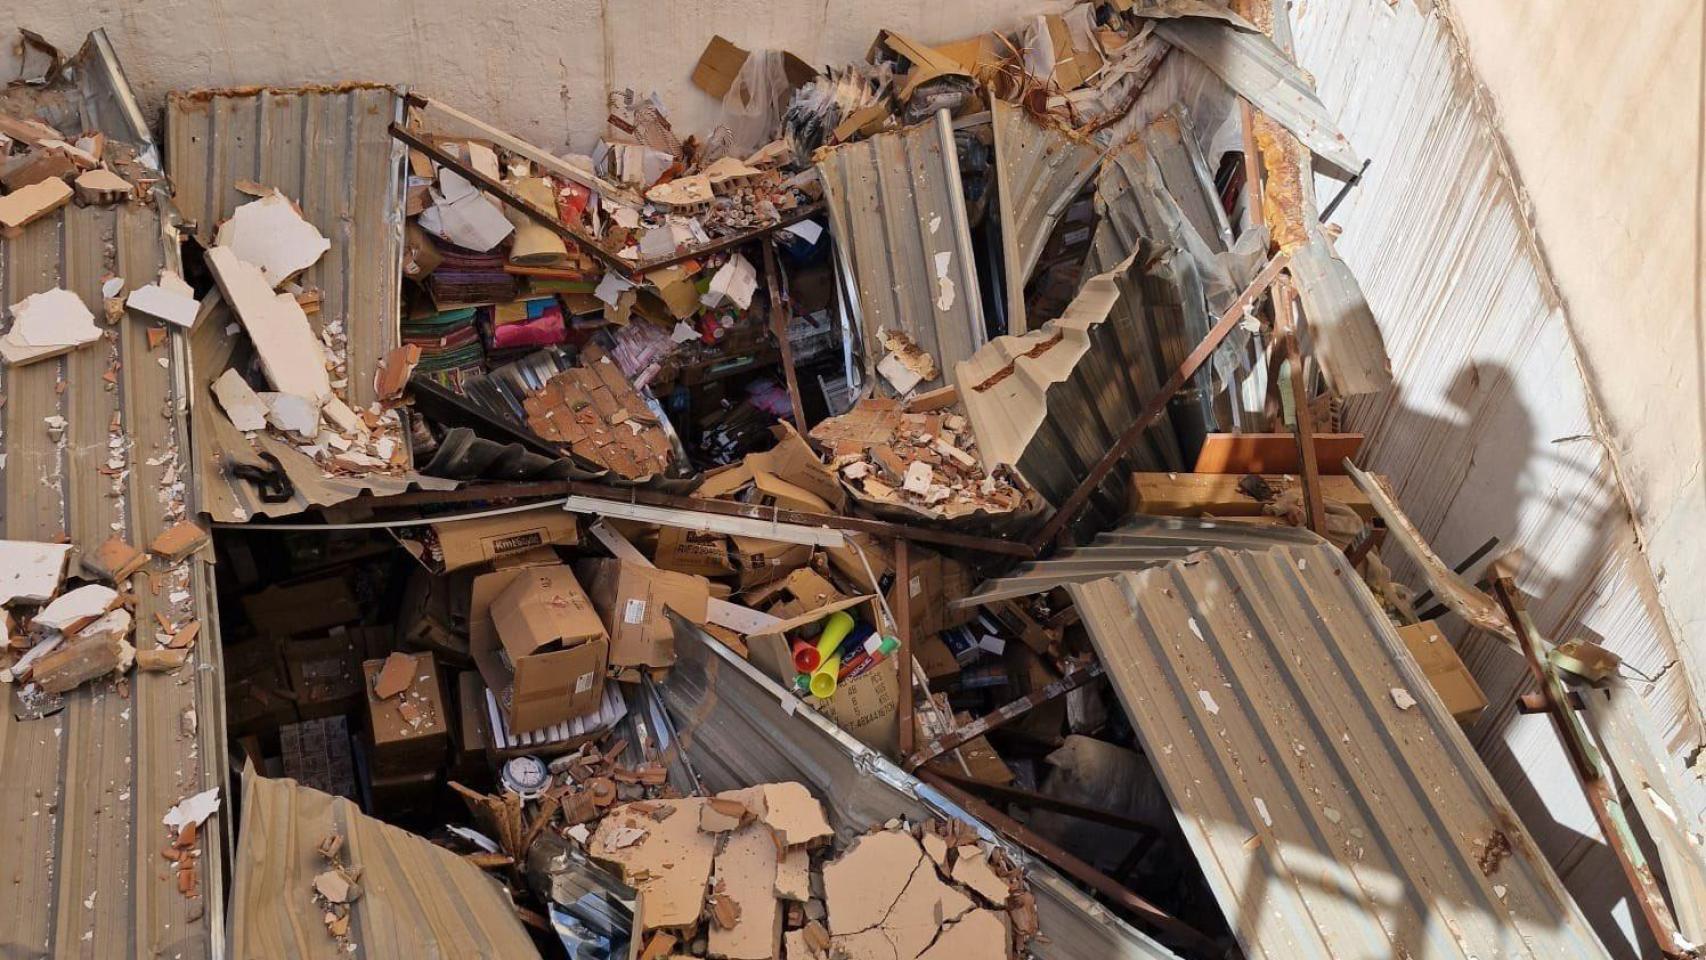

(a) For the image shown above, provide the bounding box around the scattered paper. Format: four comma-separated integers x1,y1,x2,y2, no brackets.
701,254,758,310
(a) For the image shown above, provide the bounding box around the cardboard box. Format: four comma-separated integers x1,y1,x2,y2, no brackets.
224,638,297,738
452,670,491,782
282,631,363,720
429,509,579,572
654,525,735,577
361,653,448,777
819,656,900,755
579,559,710,675
1398,621,1488,725
743,594,876,686
471,562,609,735
397,568,471,664
730,535,812,589
691,35,817,99
491,564,607,662
242,577,361,637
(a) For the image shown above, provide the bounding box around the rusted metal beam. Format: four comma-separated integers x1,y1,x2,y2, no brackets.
928,771,1163,836
904,660,1104,770
761,238,810,436
895,538,915,757
1031,252,1291,550
916,769,1223,957
1276,278,1327,536
1493,578,1692,958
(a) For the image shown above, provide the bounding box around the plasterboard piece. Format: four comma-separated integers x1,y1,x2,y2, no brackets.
205,245,332,405
34,584,118,631
0,176,72,230
0,541,73,605
211,369,268,431
708,822,783,960
126,272,201,328
1,287,102,365
215,190,331,287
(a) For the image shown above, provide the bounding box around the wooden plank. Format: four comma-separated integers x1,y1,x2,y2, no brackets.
1129,472,1377,521
1192,432,1363,475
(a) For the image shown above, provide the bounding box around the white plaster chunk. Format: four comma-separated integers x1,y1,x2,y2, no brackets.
34,584,118,632
215,190,330,287
211,369,269,431
0,540,72,605
260,391,323,439
1,287,102,366
126,271,201,329
205,245,332,404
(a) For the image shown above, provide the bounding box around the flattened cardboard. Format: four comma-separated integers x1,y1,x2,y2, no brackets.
692,35,818,99
580,559,710,673
490,564,606,662
431,509,579,572
749,469,832,515
746,423,845,511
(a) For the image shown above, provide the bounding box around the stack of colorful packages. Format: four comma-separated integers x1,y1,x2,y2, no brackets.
482,295,568,366
403,306,486,391
424,243,518,306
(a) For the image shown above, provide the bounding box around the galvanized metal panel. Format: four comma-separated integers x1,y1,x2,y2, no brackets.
956,247,1184,536
165,84,413,520
990,99,1103,335
230,769,541,958
1148,17,1361,178
818,109,985,394
1063,528,1611,959
0,203,222,959
660,616,1183,960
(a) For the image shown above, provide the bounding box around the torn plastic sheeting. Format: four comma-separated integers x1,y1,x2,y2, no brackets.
658,612,1184,960
1146,17,1361,179
990,99,1105,335
1058,524,1611,959
818,109,985,396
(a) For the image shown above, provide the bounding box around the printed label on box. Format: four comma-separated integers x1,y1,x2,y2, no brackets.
909,575,922,597
574,672,595,694
623,598,648,625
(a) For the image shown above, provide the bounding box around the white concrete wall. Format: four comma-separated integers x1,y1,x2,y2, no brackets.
1441,0,1706,740
4,0,1057,152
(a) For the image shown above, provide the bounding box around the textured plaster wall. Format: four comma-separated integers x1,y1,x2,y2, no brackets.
3,0,1057,150
1444,0,1706,696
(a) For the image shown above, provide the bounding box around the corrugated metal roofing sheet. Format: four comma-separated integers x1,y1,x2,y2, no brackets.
659,615,1184,960
818,109,986,394
990,99,1103,335
165,84,415,521
0,202,224,958
230,768,540,958
955,248,1184,536
1055,524,1610,959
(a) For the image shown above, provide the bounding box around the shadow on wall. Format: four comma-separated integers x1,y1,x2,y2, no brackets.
1375,360,1655,959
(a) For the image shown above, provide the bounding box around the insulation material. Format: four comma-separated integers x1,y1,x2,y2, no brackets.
229,769,540,958
818,109,985,395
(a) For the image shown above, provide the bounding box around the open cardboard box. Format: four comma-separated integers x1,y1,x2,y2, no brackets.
469,560,609,735
738,592,899,755
578,558,711,678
